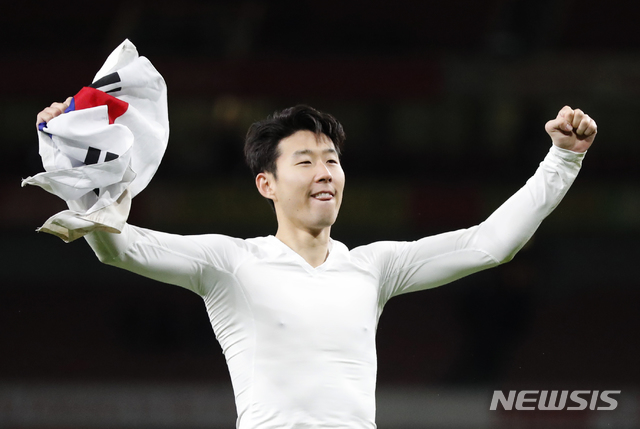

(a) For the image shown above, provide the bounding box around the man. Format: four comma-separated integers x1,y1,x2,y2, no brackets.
36,102,596,428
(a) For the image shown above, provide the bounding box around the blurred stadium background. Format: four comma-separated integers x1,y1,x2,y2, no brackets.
2,0,640,427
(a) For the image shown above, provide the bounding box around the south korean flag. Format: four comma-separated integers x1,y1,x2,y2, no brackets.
23,39,169,241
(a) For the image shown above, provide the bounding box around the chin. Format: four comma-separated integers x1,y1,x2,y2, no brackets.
318,215,339,229
308,213,338,230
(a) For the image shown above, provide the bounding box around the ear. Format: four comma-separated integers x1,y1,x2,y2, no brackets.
256,172,276,201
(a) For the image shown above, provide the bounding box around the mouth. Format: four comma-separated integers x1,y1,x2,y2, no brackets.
311,191,335,201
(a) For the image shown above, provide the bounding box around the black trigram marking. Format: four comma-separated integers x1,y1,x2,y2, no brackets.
89,72,122,93
84,146,119,196
84,147,119,165
84,147,101,165
104,151,119,162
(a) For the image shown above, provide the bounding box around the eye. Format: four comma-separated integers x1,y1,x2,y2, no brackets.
327,159,339,164
296,160,311,165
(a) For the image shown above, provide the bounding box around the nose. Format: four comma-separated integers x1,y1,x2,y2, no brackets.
316,162,332,183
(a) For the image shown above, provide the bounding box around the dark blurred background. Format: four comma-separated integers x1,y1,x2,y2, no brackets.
2,0,640,427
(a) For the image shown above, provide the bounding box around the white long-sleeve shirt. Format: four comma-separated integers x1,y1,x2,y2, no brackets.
85,145,583,428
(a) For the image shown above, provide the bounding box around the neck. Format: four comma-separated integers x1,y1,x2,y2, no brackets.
275,225,331,268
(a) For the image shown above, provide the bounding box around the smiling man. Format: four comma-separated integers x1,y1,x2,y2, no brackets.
36,103,596,428
254,128,345,268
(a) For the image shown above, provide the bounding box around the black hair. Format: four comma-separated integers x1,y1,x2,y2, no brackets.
244,104,345,179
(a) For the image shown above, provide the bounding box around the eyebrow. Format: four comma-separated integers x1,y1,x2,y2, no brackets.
292,148,338,157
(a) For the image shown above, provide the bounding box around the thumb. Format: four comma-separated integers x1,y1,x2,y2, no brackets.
545,116,573,135
546,105,574,135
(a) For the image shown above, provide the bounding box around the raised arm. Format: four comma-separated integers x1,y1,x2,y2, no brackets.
85,225,246,296
34,99,244,296
357,106,597,302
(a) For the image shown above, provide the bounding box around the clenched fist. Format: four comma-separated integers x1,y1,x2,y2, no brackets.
545,106,597,153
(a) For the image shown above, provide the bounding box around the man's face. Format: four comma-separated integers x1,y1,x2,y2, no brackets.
263,130,345,234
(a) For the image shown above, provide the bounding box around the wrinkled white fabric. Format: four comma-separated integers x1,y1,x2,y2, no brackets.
22,39,168,242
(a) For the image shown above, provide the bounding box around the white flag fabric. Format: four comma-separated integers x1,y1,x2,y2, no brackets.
22,39,169,242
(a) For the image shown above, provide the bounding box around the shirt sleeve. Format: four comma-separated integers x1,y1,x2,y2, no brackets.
353,145,584,304
85,223,248,296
